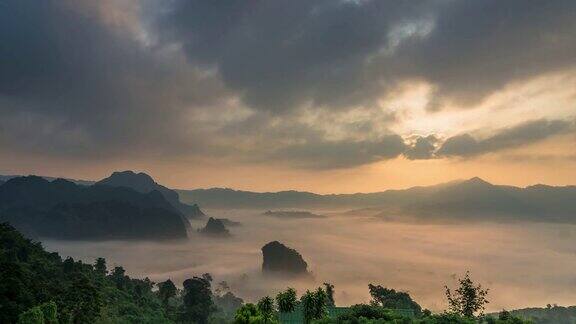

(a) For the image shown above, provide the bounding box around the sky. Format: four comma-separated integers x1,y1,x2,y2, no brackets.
0,0,575,193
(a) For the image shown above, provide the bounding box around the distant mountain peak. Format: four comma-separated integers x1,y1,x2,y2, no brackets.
107,170,156,183
97,170,205,219
462,177,492,186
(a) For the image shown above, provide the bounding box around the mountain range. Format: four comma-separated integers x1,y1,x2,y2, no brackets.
178,177,576,223
0,171,206,240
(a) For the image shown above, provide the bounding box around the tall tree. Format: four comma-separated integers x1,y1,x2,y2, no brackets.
257,296,275,324
323,283,335,307
181,276,214,324
301,288,328,324
110,266,127,290
94,257,107,277
445,271,489,318
276,288,297,313
158,279,177,307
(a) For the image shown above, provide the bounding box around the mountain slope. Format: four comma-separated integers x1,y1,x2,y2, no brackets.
97,171,205,218
178,178,576,222
0,176,189,240
0,223,172,323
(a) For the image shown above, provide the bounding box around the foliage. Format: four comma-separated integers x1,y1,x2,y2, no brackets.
16,306,45,324
235,303,265,324
181,275,215,324
159,279,178,307
323,283,335,307
0,223,173,324
444,272,489,318
369,284,422,316
94,257,106,277
257,296,276,323
340,303,404,321
301,288,328,323
501,305,576,324
39,301,58,324
480,310,533,324
276,288,298,313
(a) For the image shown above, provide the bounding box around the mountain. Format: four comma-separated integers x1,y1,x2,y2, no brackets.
198,217,231,237
178,178,576,223
0,176,189,240
0,174,94,186
97,171,205,218
261,241,309,276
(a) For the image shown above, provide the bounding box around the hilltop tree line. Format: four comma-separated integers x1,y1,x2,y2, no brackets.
0,223,570,323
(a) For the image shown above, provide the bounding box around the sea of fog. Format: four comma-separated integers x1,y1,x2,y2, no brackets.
42,209,576,312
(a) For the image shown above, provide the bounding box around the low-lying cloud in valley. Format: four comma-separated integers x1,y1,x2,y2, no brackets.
42,210,576,312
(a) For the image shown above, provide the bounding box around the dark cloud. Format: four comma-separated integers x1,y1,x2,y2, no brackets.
271,135,407,169
436,119,575,158
405,0,576,110
0,0,229,158
161,0,576,112
159,0,437,112
0,0,575,170
404,135,438,160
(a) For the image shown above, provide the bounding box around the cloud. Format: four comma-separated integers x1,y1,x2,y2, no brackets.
0,0,575,171
0,0,231,158
436,119,574,158
404,136,438,160
271,135,407,169
160,0,576,112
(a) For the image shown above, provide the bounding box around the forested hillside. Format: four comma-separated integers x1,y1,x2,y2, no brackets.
0,176,189,240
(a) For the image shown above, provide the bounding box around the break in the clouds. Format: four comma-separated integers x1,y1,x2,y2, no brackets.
1,0,575,171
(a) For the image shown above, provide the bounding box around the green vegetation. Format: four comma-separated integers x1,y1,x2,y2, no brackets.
445,272,489,318
0,223,559,324
0,223,239,324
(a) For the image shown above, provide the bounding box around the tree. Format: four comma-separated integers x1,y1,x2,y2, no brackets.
323,283,335,307
301,290,316,324
39,301,58,324
257,296,275,323
61,275,102,323
276,288,297,313
94,257,107,277
17,306,44,324
301,288,328,323
181,276,215,324
234,303,263,324
314,288,328,319
445,271,489,318
110,266,126,290
368,284,422,315
158,279,177,307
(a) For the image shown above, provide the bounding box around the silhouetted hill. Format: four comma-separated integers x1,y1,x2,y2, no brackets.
198,217,230,237
97,171,205,218
178,178,576,223
261,241,309,276
0,176,189,240
0,174,94,186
